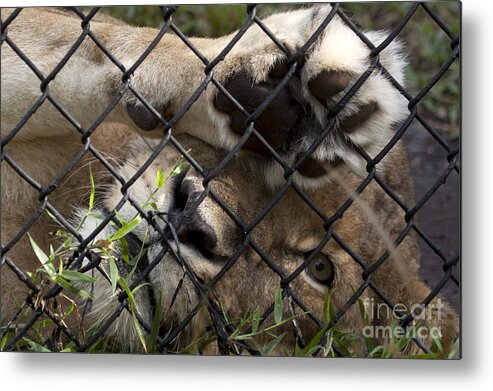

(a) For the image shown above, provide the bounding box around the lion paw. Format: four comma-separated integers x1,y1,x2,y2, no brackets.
213,6,409,188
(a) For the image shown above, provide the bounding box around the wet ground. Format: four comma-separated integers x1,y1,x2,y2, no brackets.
401,122,460,310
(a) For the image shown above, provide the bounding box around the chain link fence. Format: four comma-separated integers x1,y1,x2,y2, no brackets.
0,3,460,356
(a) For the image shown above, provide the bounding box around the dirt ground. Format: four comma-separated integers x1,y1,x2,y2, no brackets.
401,122,460,310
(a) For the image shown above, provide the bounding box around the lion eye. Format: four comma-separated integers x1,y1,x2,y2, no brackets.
306,253,334,285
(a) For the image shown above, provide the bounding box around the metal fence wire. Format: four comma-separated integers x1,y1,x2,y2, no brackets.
0,3,460,355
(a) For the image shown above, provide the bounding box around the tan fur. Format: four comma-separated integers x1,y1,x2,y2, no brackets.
70,135,457,356
1,6,457,356
1,6,408,190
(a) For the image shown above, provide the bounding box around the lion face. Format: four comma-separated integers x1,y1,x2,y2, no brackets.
78,134,456,355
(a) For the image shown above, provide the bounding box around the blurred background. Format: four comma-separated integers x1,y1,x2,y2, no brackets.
97,2,461,309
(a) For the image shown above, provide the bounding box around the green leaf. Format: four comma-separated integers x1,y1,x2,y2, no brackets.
132,283,150,294
147,292,163,353
88,210,106,220
447,338,460,359
296,323,331,357
251,306,261,334
28,233,48,264
58,256,64,276
172,162,189,176
296,342,320,357
117,276,139,313
88,163,95,211
59,270,96,284
274,287,283,324
132,310,147,353
229,308,311,341
118,237,130,264
156,168,165,189
404,352,441,359
36,319,55,331
368,345,387,358
63,304,75,319
1,334,8,350
431,330,444,353
55,277,93,299
114,210,125,225
60,346,77,353
28,233,56,277
61,236,75,249
356,297,369,323
46,209,62,226
22,338,51,353
109,257,119,295
259,333,285,356
323,290,333,325
110,215,142,241
75,165,96,231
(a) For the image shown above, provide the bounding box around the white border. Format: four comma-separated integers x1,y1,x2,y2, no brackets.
2,0,492,389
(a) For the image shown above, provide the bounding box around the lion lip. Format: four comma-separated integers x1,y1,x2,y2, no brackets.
210,253,229,265
160,239,230,267
179,242,230,266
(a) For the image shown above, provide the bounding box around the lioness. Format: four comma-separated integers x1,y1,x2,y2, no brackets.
1,5,458,355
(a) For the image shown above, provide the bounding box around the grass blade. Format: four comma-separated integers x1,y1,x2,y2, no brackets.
110,216,142,241
274,287,283,324
147,292,163,353
109,257,119,295
28,233,56,277
59,270,96,283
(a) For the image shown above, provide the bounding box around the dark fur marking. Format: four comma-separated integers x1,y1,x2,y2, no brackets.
214,73,302,156
340,102,377,132
308,70,352,100
298,157,327,178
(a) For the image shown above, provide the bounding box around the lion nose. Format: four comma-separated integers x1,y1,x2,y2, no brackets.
171,176,218,258
176,218,218,257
